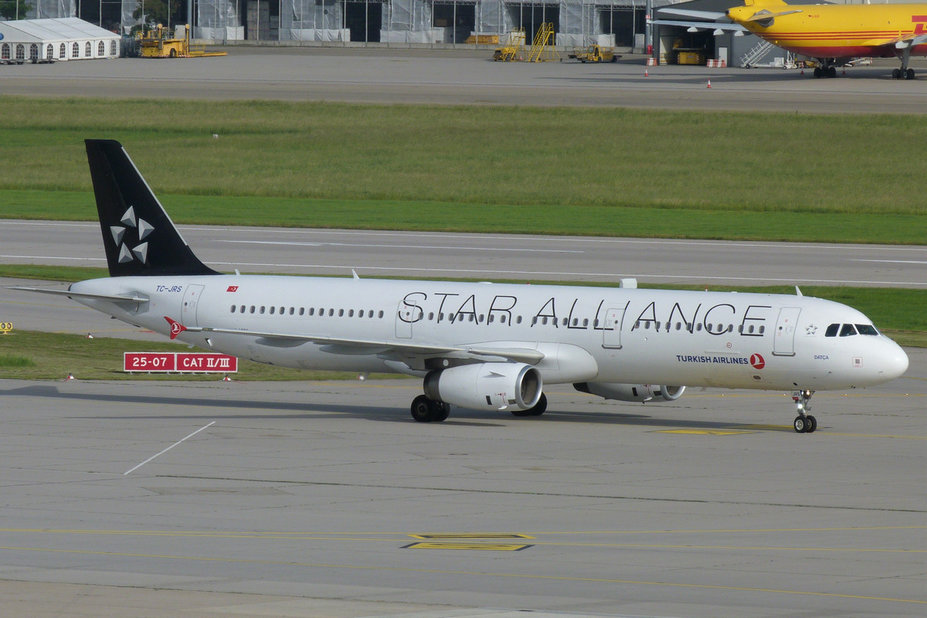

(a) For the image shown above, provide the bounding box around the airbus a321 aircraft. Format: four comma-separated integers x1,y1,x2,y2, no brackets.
16,140,909,432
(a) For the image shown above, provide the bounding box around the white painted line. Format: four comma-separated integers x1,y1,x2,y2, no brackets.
852,259,927,265
123,421,216,476
216,240,583,254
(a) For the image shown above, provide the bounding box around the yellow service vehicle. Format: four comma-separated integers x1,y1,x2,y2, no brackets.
569,44,619,63
138,24,227,58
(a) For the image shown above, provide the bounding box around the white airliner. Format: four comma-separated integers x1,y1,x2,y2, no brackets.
15,140,909,432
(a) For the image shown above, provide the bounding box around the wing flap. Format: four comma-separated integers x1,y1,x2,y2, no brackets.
191,326,545,364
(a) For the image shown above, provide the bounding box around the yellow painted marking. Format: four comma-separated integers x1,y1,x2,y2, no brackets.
0,545,922,605
404,542,532,551
410,533,534,540
657,429,752,436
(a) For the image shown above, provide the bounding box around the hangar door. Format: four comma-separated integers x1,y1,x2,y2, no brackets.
433,0,476,44
507,2,560,41
346,0,383,42
658,26,716,65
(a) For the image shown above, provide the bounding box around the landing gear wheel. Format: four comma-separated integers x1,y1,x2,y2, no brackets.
827,66,837,78
511,393,547,417
892,68,901,79
410,395,449,423
793,416,807,433
906,68,916,80
813,67,822,78
805,415,817,433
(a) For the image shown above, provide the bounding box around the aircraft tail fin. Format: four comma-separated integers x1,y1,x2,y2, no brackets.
85,139,218,277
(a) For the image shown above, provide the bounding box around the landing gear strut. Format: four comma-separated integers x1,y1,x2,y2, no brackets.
791,389,817,433
410,394,450,423
893,44,916,80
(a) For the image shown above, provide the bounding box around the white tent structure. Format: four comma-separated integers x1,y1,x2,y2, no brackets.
0,18,120,62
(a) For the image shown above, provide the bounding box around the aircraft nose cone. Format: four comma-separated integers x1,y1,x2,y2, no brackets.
881,342,909,380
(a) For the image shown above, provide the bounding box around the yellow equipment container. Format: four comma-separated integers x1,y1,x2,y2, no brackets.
139,25,227,58
676,50,705,65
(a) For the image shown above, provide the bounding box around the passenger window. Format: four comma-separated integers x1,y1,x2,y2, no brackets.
840,323,857,337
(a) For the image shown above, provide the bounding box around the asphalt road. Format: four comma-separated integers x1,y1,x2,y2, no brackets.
3,48,927,113
3,219,926,287
0,370,924,617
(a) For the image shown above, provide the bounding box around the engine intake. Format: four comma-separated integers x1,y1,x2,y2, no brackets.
424,363,543,411
574,382,686,403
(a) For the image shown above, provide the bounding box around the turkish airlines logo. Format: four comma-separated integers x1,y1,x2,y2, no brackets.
226,285,239,292
750,353,766,370
164,316,187,340
110,206,154,265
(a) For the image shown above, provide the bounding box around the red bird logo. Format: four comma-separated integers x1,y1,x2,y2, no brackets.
164,316,187,340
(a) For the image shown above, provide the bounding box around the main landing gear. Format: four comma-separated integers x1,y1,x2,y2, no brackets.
410,395,450,423
893,44,916,80
813,65,837,78
791,389,817,433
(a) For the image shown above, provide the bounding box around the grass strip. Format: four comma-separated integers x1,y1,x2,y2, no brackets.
5,189,924,244
1,98,925,243
0,330,399,381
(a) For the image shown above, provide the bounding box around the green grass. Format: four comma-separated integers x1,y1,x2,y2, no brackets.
1,97,925,243
0,330,399,381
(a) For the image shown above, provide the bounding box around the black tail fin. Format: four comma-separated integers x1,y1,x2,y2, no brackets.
85,139,218,277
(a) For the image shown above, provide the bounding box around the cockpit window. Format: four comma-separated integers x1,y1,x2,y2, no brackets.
825,323,839,337
856,324,879,336
839,323,858,337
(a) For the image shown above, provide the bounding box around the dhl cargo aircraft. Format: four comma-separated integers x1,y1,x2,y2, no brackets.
13,141,910,432
727,0,927,79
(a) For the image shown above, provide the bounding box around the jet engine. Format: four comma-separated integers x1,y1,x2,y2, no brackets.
424,363,543,411
573,382,686,403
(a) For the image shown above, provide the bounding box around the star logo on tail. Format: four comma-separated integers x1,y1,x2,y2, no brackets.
110,206,155,264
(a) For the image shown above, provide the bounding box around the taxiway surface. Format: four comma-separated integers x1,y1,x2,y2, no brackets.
3,48,927,113
0,367,925,617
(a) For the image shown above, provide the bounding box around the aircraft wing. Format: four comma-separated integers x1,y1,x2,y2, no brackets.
189,324,546,365
9,286,148,303
891,33,927,49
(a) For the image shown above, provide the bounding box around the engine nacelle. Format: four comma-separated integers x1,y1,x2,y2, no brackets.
574,382,686,403
424,363,543,411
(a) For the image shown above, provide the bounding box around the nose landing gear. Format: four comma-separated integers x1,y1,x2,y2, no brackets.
792,389,817,433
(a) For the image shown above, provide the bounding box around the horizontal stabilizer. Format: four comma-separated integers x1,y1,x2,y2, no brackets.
9,286,147,303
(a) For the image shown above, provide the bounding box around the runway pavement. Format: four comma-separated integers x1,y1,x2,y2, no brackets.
2,48,927,112
0,366,924,617
3,219,926,287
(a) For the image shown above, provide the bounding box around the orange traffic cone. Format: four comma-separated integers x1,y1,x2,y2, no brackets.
707,79,712,88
